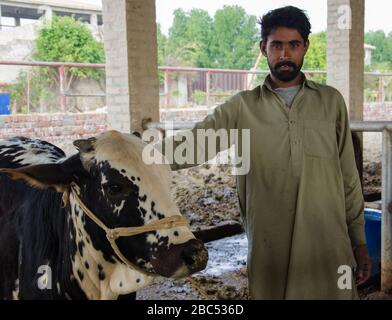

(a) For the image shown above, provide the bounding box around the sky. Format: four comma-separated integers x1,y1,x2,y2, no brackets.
155,0,392,36
4,0,391,35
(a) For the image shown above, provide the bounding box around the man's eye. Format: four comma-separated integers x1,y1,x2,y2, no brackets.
107,184,123,195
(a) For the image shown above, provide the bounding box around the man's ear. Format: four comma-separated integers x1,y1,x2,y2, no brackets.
304,39,310,55
0,154,86,193
260,40,267,57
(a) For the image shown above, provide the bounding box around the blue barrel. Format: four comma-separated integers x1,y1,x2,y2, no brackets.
364,208,381,275
0,93,11,115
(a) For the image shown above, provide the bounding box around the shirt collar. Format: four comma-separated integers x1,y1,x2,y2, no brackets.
262,72,318,93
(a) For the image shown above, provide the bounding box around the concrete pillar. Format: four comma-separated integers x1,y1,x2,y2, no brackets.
177,74,188,107
45,7,53,21
327,0,364,121
15,16,21,27
38,5,53,21
102,0,159,133
91,14,98,28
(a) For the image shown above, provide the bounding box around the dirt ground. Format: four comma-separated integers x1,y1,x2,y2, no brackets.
363,132,382,194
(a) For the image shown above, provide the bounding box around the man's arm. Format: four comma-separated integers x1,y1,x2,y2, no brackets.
336,92,371,285
157,93,241,171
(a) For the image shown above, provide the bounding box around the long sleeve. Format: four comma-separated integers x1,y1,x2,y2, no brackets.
156,93,241,171
336,93,366,246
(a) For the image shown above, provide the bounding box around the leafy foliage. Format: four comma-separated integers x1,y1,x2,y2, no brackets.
163,6,258,69
9,15,105,113
210,6,259,70
166,9,213,67
34,15,105,79
365,30,392,71
7,69,56,113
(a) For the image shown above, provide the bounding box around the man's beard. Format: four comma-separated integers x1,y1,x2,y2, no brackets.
268,59,303,82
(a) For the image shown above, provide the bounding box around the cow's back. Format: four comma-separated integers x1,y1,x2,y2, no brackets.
0,137,66,299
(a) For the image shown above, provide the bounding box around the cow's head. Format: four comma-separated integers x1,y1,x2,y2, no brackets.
0,131,208,297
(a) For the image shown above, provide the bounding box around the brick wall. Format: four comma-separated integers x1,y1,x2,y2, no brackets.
0,104,388,145
0,113,108,149
160,107,213,122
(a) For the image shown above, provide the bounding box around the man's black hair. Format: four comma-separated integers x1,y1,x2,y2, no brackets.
259,6,312,42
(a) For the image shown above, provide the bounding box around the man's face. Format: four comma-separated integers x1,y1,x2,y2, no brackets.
260,27,309,82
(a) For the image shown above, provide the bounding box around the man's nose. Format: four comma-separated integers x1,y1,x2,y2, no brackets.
279,45,291,60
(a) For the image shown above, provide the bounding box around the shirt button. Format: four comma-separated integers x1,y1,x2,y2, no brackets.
290,120,296,125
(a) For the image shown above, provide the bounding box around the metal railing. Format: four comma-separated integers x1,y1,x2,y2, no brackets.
159,66,392,107
0,60,105,112
145,119,392,294
351,120,392,294
2,61,392,113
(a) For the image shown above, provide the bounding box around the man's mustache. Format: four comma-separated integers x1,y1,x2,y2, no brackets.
274,61,298,70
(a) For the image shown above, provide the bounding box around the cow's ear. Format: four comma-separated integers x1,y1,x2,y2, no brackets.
0,155,86,193
73,137,96,153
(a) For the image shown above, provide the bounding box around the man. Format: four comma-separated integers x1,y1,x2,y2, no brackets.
156,6,371,299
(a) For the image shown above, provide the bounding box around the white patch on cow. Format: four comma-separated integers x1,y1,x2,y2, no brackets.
57,282,61,294
101,173,108,184
146,233,158,246
0,138,64,165
82,132,195,243
100,173,108,198
110,264,154,296
13,152,56,166
113,200,125,216
12,278,19,300
69,195,158,300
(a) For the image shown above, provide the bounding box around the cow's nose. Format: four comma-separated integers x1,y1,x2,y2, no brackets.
181,239,208,273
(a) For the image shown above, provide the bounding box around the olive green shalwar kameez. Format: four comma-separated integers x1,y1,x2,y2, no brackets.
161,76,365,299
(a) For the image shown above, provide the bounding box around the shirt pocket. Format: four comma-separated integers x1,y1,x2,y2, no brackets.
303,120,337,159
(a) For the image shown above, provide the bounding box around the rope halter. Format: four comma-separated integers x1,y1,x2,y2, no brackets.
69,182,190,276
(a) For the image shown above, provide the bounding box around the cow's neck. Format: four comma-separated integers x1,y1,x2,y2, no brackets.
68,194,154,300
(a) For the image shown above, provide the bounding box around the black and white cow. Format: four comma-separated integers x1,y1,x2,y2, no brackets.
0,137,66,220
0,131,208,300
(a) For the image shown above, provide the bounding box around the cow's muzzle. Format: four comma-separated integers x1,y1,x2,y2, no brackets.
150,239,208,278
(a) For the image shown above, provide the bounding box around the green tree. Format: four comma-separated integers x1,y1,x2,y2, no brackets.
365,30,392,71
157,23,167,85
166,8,213,67
303,32,326,70
9,15,105,113
210,5,259,69
157,23,167,67
34,15,105,90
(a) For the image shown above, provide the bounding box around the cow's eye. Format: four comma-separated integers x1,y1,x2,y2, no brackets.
106,184,123,195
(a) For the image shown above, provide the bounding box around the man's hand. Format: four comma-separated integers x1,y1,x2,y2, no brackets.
353,244,372,286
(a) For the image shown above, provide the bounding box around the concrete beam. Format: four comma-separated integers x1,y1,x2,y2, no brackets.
327,0,364,121
102,0,159,133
